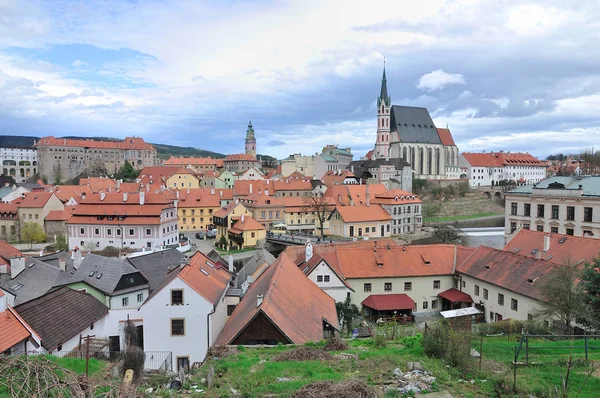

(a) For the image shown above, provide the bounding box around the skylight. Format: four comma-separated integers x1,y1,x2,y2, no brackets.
200,268,209,276
96,273,103,279
11,283,23,291
89,271,95,277
206,261,214,268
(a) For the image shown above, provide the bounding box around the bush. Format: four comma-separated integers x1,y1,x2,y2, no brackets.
402,334,423,349
423,320,472,374
423,203,441,218
100,246,120,257
122,346,145,382
476,319,550,336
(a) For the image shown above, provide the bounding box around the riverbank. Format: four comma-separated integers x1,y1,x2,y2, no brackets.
424,214,505,226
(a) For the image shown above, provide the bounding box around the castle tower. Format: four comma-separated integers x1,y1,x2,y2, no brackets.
374,66,391,159
245,120,256,158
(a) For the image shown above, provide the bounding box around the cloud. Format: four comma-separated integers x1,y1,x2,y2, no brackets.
417,70,466,92
267,140,286,147
71,60,87,68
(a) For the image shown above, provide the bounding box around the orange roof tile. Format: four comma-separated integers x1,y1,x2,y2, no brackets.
177,188,222,208
233,180,269,197
12,192,55,208
333,204,391,223
503,229,600,265
72,204,169,217
67,216,165,225
324,184,388,206
178,252,231,304
273,179,313,191
36,136,154,150
213,201,244,218
0,203,18,214
79,178,117,191
215,252,338,345
117,182,142,193
242,193,285,207
78,191,174,205
0,307,32,352
53,185,92,201
0,241,22,262
45,208,73,221
229,216,266,233
321,170,356,186
371,189,422,205
225,154,258,161
164,157,224,167
436,128,456,146
462,152,544,167
461,153,503,167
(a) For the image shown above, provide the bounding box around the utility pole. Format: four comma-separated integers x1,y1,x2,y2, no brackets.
82,335,96,378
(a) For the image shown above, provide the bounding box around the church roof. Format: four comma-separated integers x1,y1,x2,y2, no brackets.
378,67,390,106
390,106,442,145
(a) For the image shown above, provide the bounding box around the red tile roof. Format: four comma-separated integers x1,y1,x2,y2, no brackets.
213,201,246,218
462,152,544,167
273,179,314,191
361,294,414,311
233,180,269,197
0,241,22,263
461,153,503,167
117,182,142,193
325,184,388,206
0,203,18,214
79,178,117,191
52,185,92,202
334,204,391,223
436,128,456,146
503,229,600,265
164,157,224,167
438,288,473,303
242,193,285,207
321,170,356,186
67,216,165,225
179,252,232,305
72,204,168,217
371,189,422,205
78,191,174,205
224,154,258,162
12,192,55,208
36,136,154,150
178,188,222,208
229,216,266,233
215,252,339,345
0,307,33,352
45,207,73,221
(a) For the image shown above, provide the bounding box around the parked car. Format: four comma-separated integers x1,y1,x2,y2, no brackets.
206,229,217,239
195,231,205,239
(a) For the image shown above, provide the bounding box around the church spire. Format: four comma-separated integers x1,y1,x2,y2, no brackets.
378,63,390,106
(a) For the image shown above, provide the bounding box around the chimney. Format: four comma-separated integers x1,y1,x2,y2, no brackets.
305,241,313,263
543,235,551,252
366,183,370,207
123,193,128,202
241,214,245,223
146,183,150,193
220,190,223,196
256,294,264,307
249,183,253,194
211,189,215,195
176,190,180,199
100,192,105,201
139,191,145,205
39,249,43,257
228,255,234,273
10,257,25,279
81,192,86,200
116,179,121,189
73,247,82,269
265,189,269,196
58,258,66,272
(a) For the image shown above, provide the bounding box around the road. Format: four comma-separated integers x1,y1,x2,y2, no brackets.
181,232,216,255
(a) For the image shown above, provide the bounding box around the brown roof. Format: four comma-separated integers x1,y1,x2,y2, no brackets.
12,192,55,208
36,136,154,151
503,229,600,265
333,204,392,223
215,252,339,345
436,128,456,146
224,154,258,161
362,294,414,310
0,307,34,351
178,252,231,305
15,287,109,351
229,216,266,233
457,246,557,301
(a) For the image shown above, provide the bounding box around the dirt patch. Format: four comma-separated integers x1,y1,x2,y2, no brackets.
206,345,233,359
324,339,349,351
291,379,378,398
274,347,333,362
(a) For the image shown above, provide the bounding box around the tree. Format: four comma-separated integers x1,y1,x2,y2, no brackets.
20,222,46,249
304,194,334,237
54,234,68,251
116,160,140,181
335,297,361,334
578,257,600,331
536,259,585,334
433,225,459,244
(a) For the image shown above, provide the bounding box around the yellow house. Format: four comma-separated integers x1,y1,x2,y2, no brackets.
177,188,222,232
15,191,64,230
328,204,392,238
227,214,266,249
213,201,251,242
166,168,200,189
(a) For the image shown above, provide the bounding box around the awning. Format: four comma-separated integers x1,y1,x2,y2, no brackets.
361,294,414,311
440,307,481,319
438,288,473,303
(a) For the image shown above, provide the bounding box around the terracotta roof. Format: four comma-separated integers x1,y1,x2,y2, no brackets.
164,157,224,167
117,182,142,193
273,179,313,191
324,184,388,206
361,294,414,311
72,204,168,217
371,189,422,205
321,170,356,186
0,307,33,351
78,191,174,205
242,193,285,207
36,136,154,151
365,150,373,160
15,287,109,351
461,153,503,167
456,246,557,301
0,203,18,214
333,204,392,223
233,180,269,197
462,152,544,167
0,241,21,268
67,216,165,226
215,252,339,345
45,207,73,221
79,178,117,191
53,185,92,201
12,192,55,208
139,166,181,180
229,216,266,233
177,188,222,208
436,128,456,146
438,288,473,303
213,201,246,218
178,251,232,305
224,154,258,161
503,229,600,265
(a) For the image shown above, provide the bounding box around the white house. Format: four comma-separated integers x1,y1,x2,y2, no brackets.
460,152,546,188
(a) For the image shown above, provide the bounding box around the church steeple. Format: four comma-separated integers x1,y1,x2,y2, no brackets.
378,65,391,107
245,119,256,158
374,63,391,159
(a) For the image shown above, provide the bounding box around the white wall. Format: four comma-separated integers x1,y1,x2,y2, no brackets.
308,261,352,303
109,288,149,310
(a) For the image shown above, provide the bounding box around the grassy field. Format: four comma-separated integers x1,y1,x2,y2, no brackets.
46,355,107,376
424,212,502,223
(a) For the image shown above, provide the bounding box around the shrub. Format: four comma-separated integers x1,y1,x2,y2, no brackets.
422,320,472,374
402,334,423,349
100,246,120,257
122,346,145,382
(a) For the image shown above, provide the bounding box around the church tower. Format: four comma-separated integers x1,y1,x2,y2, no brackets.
374,66,391,159
245,120,256,158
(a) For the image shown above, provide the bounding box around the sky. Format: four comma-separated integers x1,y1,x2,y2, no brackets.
1,0,600,160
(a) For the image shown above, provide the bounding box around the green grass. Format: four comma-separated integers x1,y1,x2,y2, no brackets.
46,355,107,376
215,247,256,255
424,212,502,223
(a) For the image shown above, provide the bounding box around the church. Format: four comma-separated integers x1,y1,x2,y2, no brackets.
370,67,461,180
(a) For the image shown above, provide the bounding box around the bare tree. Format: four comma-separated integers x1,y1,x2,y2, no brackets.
304,194,334,237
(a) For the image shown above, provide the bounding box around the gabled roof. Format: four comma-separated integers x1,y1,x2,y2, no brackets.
52,185,92,202
242,193,285,207
462,152,544,168
213,201,247,218
229,216,266,233
457,246,557,301
332,204,392,223
45,207,73,221
15,287,109,351
273,179,314,191
164,157,224,167
390,105,441,144
0,306,34,351
436,128,456,146
225,154,258,162
12,192,55,208
0,202,19,214
0,241,22,263
233,180,269,197
178,251,231,305
362,294,414,311
371,189,422,205
503,229,600,265
36,136,154,151
79,178,117,191
127,249,186,292
0,258,66,305
321,170,357,187
177,188,222,208
324,184,388,206
215,252,339,345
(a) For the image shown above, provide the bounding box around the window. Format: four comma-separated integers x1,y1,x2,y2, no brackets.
566,228,574,236
251,232,255,238
584,207,593,222
57,344,63,352
122,297,129,306
324,275,330,282
474,285,480,296
364,283,371,292
431,299,438,309
551,205,559,219
498,293,504,306
80,227,85,235
129,228,134,236
511,202,517,215
524,203,531,216
551,226,558,234
171,319,185,336
317,275,323,282
511,298,518,311
527,314,533,321
94,228,99,235
537,204,544,218
422,301,428,309
227,305,236,316
483,288,488,300
537,225,544,232
510,222,517,233
385,282,392,292
107,228,112,236
137,293,143,302
462,280,466,288
404,282,412,291
433,280,440,290
116,229,121,236
566,206,575,221
146,228,151,235
171,290,183,305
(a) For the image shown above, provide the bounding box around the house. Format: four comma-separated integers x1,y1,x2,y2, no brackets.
163,157,224,173
370,189,422,234
126,249,186,293
0,185,31,204
328,204,392,238
223,154,260,173
13,191,64,230
0,290,41,355
15,287,109,354
273,179,315,198
227,215,266,250
459,152,546,188
166,168,201,189
0,240,22,274
140,251,232,370
44,207,73,242
0,203,19,242
215,252,339,346
201,169,236,190
324,183,388,206
51,185,92,205
238,167,265,180
321,170,359,187
504,176,600,237
79,177,117,193
233,180,269,200
66,191,179,251
347,158,412,192
280,145,353,179
213,201,251,242
283,197,335,235
240,193,285,229
177,188,222,232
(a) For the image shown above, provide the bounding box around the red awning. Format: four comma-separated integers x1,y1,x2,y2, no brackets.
361,294,414,311
438,288,473,303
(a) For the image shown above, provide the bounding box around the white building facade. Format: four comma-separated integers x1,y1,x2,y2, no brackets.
0,148,38,183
